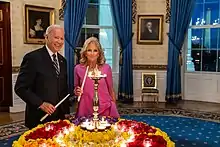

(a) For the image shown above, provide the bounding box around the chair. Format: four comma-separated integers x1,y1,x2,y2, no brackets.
141,73,159,103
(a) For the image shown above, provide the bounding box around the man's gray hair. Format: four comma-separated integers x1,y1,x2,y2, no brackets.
45,24,63,35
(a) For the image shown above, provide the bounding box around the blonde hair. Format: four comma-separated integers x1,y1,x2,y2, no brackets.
80,37,106,65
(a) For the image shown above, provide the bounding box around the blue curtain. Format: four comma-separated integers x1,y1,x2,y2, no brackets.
110,0,133,103
166,0,195,103
64,0,89,95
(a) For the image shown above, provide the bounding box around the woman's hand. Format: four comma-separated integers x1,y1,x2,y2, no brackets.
112,98,116,103
109,88,116,103
74,86,83,96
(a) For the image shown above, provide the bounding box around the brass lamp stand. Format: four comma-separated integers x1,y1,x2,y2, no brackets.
88,70,106,131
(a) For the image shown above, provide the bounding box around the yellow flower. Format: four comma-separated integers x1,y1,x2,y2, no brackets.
12,119,175,147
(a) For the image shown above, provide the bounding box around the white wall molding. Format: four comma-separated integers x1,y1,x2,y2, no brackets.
184,72,220,103
10,74,26,113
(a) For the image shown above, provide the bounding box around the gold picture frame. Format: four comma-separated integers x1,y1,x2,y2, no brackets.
141,73,157,89
0,10,3,21
137,15,163,45
24,5,55,44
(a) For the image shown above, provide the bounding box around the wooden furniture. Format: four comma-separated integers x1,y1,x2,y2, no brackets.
141,73,159,103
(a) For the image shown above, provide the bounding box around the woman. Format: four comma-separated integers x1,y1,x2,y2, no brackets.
74,37,119,118
29,18,45,39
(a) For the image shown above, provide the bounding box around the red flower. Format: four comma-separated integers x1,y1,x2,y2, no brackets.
25,120,70,141
116,120,167,147
117,120,156,134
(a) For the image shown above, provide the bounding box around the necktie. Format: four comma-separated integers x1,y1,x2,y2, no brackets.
52,54,60,76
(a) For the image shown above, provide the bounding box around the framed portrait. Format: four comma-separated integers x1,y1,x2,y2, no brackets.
24,5,55,44
141,73,157,89
137,15,163,45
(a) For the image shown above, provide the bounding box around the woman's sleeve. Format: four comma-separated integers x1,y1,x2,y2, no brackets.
105,64,113,91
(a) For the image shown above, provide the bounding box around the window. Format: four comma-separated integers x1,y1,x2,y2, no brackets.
77,0,119,72
186,0,220,72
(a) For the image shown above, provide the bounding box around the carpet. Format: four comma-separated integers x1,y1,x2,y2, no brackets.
0,115,220,147
0,121,27,140
123,115,220,147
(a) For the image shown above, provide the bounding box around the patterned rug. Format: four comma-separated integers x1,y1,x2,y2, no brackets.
1,108,220,147
0,121,27,147
0,121,27,140
124,115,220,147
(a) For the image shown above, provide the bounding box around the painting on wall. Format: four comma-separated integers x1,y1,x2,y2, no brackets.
24,5,55,44
137,15,163,45
142,73,157,89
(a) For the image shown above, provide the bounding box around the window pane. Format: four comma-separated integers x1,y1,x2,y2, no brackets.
190,49,217,72
100,0,110,5
187,28,219,72
78,0,118,71
192,3,205,25
187,28,203,71
192,1,220,26
77,28,100,47
85,4,99,25
99,28,113,67
104,48,112,59
85,0,112,26
89,0,99,3
196,0,204,3
187,0,220,72
99,29,113,48
99,2,112,26
104,48,113,67
85,28,100,39
77,28,86,47
204,1,219,25
216,28,220,71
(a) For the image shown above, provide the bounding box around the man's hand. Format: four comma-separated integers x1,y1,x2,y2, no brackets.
39,102,56,115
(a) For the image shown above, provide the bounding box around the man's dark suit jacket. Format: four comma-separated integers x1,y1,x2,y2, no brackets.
15,46,70,129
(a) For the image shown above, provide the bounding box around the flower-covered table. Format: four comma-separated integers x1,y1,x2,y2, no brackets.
12,117,175,147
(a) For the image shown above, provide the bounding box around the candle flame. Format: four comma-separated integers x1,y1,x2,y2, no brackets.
45,125,53,131
39,143,47,147
143,140,152,147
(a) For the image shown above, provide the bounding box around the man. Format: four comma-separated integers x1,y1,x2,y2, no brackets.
15,25,70,129
141,21,158,40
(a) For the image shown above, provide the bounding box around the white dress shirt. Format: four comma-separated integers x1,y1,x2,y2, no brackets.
46,45,60,70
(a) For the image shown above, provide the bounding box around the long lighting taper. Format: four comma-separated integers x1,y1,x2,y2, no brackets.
77,66,89,102
40,94,70,122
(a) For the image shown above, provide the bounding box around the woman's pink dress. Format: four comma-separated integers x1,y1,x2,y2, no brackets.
74,64,120,118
